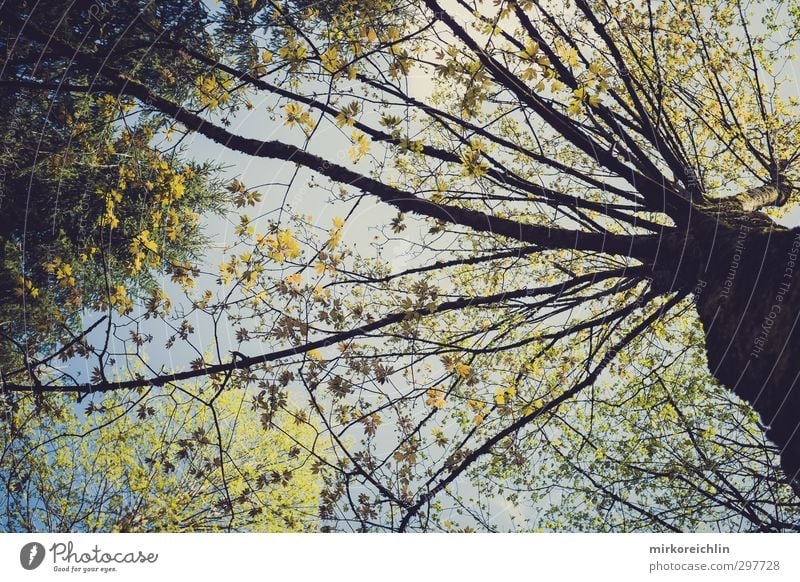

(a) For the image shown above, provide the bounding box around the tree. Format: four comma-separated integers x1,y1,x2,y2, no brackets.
1,385,323,532
3,0,800,531
0,46,229,374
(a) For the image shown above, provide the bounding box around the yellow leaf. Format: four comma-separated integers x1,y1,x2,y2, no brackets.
455,362,471,378
347,131,370,161
284,273,303,290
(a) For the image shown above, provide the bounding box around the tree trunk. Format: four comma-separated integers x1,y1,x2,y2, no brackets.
689,207,800,497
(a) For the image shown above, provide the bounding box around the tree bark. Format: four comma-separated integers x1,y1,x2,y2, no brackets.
731,176,792,212
690,208,800,497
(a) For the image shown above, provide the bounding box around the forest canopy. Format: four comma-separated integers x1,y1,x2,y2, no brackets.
3,0,800,532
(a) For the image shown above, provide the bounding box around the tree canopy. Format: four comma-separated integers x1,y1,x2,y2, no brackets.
3,385,322,532
3,0,800,532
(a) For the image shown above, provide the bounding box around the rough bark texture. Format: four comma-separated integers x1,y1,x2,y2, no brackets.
733,177,792,213
690,205,800,497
